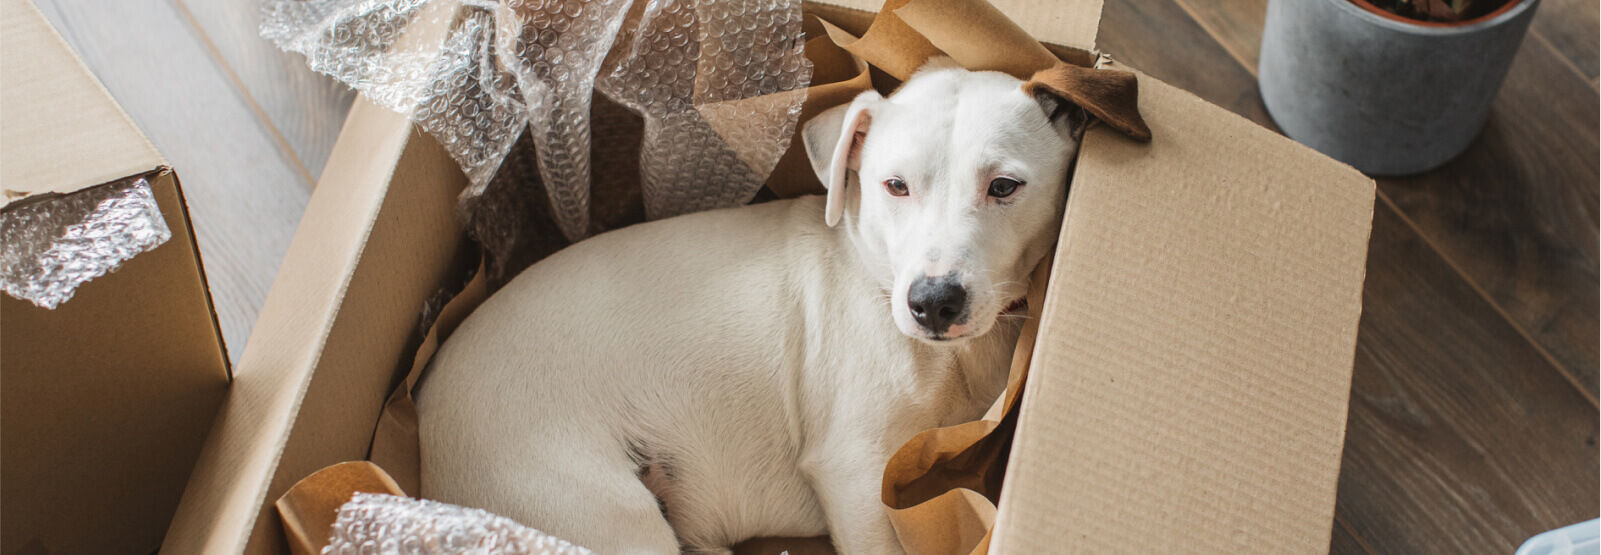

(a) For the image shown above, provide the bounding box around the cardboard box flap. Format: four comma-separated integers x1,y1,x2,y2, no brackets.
162,98,470,554
1,0,164,208
812,0,1102,56
991,67,1375,552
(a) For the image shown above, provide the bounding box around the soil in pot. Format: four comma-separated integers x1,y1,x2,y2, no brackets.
1354,0,1520,24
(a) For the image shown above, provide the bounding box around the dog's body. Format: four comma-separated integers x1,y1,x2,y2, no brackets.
418,62,1145,554
421,196,1018,553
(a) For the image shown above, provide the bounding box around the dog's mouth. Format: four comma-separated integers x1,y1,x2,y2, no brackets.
1001,297,1028,316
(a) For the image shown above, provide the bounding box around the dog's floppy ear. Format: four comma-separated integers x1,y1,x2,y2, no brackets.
1022,62,1151,142
803,90,882,227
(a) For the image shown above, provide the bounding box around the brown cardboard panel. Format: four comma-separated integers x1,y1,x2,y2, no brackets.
990,67,1374,553
0,0,163,208
2,171,230,555
161,99,469,554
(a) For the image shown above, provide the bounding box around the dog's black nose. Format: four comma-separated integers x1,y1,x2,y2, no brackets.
907,276,967,334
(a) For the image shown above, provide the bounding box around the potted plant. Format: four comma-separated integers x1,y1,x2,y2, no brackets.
1258,0,1539,175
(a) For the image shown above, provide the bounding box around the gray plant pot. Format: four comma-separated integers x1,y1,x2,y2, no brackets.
1258,0,1540,176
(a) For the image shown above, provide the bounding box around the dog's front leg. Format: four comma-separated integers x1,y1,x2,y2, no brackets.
806,446,906,555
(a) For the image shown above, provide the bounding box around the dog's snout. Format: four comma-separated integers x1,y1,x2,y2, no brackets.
907,276,967,335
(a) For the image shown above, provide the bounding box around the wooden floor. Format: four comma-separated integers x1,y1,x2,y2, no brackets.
33,0,1597,552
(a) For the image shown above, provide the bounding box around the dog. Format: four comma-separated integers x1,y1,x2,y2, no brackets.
417,59,1147,554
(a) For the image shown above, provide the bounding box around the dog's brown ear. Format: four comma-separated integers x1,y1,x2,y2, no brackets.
1022,62,1151,142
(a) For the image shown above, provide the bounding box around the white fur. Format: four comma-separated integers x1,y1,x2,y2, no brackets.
417,64,1079,554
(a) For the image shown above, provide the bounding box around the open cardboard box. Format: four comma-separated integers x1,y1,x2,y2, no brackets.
162,0,1376,552
2,0,231,552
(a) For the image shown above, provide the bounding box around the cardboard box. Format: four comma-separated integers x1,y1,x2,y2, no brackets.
163,0,1375,552
1,0,231,552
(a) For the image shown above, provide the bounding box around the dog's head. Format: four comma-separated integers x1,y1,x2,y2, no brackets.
803,60,1147,343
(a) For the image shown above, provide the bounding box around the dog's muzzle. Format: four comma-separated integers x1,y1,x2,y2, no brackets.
907,275,967,336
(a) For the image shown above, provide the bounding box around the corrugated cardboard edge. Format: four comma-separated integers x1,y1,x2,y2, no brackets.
166,168,234,378
164,2,466,550
0,0,165,207
988,64,1375,553
160,99,446,555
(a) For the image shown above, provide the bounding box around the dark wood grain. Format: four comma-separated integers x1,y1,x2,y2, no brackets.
1530,0,1599,83
1339,206,1599,553
1175,0,1601,399
1330,517,1376,555
1379,40,1600,400
1100,0,1601,551
1098,0,1275,125
1171,0,1268,74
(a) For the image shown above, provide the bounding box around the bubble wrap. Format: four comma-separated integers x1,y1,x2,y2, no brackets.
325,493,593,555
264,0,811,241
0,178,172,310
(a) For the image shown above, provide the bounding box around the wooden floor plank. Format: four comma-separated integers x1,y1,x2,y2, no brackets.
32,0,311,365
1175,0,1601,400
174,0,354,181
1099,0,1601,551
1379,41,1600,400
1097,0,1274,125
1171,0,1267,74
1530,0,1599,83
1330,518,1376,555
1339,206,1598,553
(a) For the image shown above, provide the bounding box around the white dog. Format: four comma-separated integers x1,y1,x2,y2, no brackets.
418,60,1145,554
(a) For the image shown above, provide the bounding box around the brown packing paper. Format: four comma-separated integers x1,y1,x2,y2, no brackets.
368,255,491,495
834,0,946,81
766,16,875,198
276,462,406,555
882,256,1050,555
892,0,1057,79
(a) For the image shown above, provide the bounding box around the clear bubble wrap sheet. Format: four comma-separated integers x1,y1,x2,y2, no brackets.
264,0,813,241
325,493,593,555
0,178,171,309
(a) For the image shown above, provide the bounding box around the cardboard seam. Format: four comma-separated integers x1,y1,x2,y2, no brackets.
222,106,416,555
163,167,234,379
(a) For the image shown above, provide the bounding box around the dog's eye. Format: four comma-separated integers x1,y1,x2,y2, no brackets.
884,178,910,197
987,177,1022,199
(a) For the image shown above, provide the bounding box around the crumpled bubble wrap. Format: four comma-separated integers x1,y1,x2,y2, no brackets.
264,0,811,242
0,178,172,310
325,493,593,555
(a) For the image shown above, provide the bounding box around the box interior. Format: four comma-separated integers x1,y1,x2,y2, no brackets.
163,0,1375,552
2,170,231,555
